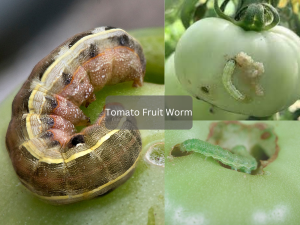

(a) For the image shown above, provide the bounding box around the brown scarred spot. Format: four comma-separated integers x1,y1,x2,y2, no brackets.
261,132,271,140
201,86,209,94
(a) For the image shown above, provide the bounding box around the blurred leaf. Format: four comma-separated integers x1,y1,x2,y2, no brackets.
165,0,183,11
165,0,185,25
193,1,208,22
180,0,200,29
278,0,300,13
271,0,281,7
164,20,185,58
277,0,300,36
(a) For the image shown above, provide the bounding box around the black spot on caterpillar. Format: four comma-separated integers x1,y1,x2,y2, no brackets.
62,72,72,86
89,44,98,58
105,26,117,31
6,27,146,205
68,134,85,148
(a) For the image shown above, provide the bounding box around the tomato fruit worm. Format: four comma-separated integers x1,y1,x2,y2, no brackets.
179,139,257,174
6,26,146,204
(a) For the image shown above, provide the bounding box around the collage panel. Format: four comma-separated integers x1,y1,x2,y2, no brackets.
0,0,165,224
165,121,300,224
165,0,300,120
165,1,300,225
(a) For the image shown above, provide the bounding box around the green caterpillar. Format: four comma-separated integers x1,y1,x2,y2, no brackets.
222,52,265,101
222,59,246,101
179,139,257,174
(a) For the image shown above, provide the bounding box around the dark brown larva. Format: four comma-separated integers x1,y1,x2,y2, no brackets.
5,27,145,204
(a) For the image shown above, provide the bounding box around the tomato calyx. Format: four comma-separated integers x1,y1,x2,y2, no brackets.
214,0,280,31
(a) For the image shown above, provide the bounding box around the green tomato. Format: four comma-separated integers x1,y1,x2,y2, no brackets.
175,17,300,117
166,53,248,120
0,82,164,225
165,121,300,225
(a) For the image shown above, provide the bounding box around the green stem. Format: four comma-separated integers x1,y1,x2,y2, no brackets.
214,0,280,31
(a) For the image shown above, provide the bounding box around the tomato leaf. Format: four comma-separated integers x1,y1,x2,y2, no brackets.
180,0,200,29
193,1,208,22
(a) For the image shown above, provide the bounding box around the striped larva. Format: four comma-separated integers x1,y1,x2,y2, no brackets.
179,139,257,174
222,59,246,101
5,26,146,204
222,52,264,101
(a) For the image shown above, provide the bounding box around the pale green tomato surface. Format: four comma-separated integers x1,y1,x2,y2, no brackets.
0,82,164,225
165,121,300,225
175,17,300,117
166,53,247,120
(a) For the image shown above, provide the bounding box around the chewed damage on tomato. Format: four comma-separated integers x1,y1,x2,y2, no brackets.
175,17,300,116
171,121,279,175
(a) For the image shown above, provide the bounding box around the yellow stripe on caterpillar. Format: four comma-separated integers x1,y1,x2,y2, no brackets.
18,151,141,204
21,118,125,164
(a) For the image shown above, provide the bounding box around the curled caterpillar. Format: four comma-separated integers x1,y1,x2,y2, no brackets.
222,59,246,101
179,139,257,174
5,26,146,204
222,52,265,101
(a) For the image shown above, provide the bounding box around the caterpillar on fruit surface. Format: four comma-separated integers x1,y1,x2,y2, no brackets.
222,59,246,101
222,52,265,101
5,26,146,205
179,139,257,174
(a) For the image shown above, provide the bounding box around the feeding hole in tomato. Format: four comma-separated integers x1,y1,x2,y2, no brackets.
207,122,280,175
170,144,192,157
145,142,165,167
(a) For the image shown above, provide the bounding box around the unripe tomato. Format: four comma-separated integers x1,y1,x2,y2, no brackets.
166,53,247,120
175,17,300,117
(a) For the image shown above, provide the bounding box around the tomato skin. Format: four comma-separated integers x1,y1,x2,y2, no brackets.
165,53,248,120
175,17,300,117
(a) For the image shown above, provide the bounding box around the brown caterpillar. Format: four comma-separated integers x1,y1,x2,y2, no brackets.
5,26,146,204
